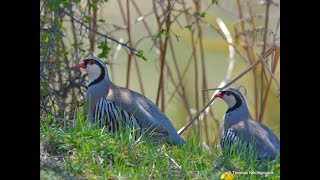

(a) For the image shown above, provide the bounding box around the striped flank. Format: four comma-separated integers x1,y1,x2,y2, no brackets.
221,128,254,155
94,98,144,139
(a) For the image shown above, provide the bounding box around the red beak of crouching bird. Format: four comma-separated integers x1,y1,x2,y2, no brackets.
77,56,186,145
214,88,280,160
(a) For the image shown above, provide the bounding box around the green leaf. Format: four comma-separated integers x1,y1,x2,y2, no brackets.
157,28,169,38
90,1,98,11
97,40,111,59
55,33,62,41
174,34,181,42
184,25,192,31
83,16,90,23
40,32,49,42
137,50,147,61
55,62,62,69
73,0,81,3
200,12,207,18
40,15,46,20
60,0,69,6
56,20,63,28
98,19,105,23
46,0,59,11
40,81,49,96
212,0,219,4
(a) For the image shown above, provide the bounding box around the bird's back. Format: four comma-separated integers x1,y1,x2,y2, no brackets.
230,119,280,160
221,119,280,159
107,83,186,145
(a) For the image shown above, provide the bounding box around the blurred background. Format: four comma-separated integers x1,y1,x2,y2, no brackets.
40,0,280,147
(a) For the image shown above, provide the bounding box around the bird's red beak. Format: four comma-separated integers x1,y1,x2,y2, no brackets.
214,92,223,98
77,61,86,69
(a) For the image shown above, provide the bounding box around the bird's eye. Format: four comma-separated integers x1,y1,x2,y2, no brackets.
88,60,95,65
225,92,231,96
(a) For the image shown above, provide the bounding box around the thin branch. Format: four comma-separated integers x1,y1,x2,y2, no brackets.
166,37,193,120
256,53,280,89
166,42,196,106
91,1,98,53
155,0,172,111
195,0,211,146
191,30,200,139
259,0,271,121
108,4,162,34
133,56,145,95
150,0,177,51
259,47,280,122
125,0,133,88
236,0,259,120
197,17,234,143
110,38,124,81
40,1,45,13
198,18,248,63
131,0,154,37
273,18,280,45
59,7,140,54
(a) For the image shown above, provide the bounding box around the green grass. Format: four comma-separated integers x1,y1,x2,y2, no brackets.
40,109,280,179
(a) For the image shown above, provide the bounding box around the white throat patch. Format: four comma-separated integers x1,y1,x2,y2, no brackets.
85,64,101,84
223,94,237,109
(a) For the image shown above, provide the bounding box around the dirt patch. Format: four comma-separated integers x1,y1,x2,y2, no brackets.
40,139,64,169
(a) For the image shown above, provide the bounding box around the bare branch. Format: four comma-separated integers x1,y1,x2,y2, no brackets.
256,53,280,89
59,7,140,55
197,17,235,123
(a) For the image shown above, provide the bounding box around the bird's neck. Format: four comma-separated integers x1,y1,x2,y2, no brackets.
224,103,250,127
88,66,110,87
226,95,242,113
86,81,110,122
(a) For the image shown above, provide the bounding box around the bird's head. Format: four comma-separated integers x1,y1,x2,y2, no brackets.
77,56,107,73
77,56,109,86
214,87,247,112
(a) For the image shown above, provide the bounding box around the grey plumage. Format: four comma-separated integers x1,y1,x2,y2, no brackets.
215,88,280,160
77,56,185,145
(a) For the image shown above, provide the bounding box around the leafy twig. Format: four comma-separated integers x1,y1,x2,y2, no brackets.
59,7,140,55
150,0,177,51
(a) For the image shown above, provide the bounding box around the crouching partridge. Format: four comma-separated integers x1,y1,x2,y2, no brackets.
77,56,186,145
214,88,280,160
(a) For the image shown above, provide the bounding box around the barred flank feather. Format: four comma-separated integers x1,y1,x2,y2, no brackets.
94,98,144,139
221,128,254,154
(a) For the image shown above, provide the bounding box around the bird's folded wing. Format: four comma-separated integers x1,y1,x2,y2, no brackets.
133,102,169,135
230,121,278,153
135,93,178,130
110,85,170,135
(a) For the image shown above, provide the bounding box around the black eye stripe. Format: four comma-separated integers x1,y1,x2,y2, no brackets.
222,91,234,96
83,59,94,65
